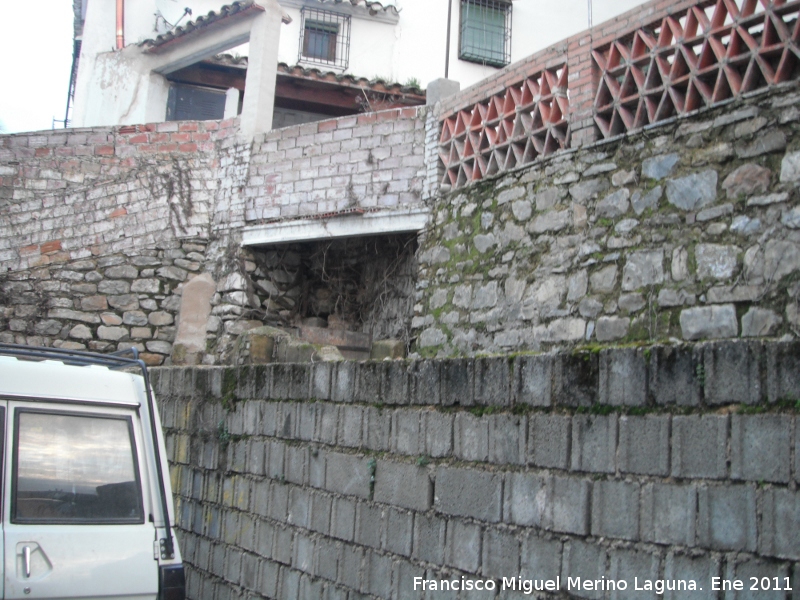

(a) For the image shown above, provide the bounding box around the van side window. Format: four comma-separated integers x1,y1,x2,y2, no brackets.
13,411,144,524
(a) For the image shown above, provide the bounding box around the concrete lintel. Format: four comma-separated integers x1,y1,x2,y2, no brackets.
280,0,399,24
241,208,430,246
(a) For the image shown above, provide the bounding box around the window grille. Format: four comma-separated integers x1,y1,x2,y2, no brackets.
459,0,511,68
299,8,351,69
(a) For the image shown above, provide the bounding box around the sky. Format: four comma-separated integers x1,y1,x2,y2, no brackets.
0,0,74,134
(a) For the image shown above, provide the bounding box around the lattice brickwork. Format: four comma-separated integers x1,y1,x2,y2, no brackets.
438,66,569,188
594,0,800,137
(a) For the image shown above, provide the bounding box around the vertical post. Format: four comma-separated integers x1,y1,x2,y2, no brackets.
566,29,598,148
445,0,453,79
239,0,284,139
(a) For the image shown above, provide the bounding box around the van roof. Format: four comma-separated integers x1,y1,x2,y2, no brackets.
0,356,143,407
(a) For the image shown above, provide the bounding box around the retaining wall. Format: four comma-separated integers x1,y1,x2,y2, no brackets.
154,340,800,600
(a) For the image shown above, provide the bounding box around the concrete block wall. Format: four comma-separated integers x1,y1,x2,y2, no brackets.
154,340,800,600
243,107,428,223
414,82,800,356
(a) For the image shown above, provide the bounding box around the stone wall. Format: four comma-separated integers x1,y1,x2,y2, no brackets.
154,340,800,600
413,83,800,357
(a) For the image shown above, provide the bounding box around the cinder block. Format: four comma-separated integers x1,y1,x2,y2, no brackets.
445,519,482,572
435,466,502,522
441,358,474,406
310,492,331,535
663,553,720,600
296,403,318,441
272,526,293,565
640,483,697,546
529,414,571,469
766,341,800,403
292,532,314,573
608,548,659,600
356,362,381,403
309,448,326,488
325,452,371,499
724,558,791,600
560,540,607,600
514,354,553,407
591,480,640,541
488,414,525,464
374,460,432,511
383,507,413,555
365,551,393,599
391,409,422,455
759,488,800,560
453,412,489,462
338,405,364,448
314,537,339,582
703,341,764,405
311,363,332,400
259,558,281,597
618,415,670,476
730,414,791,483
647,344,701,406
299,573,324,600
337,545,363,591
424,410,454,458
392,559,428,600
355,502,384,550
550,475,592,535
571,414,617,474
411,360,441,405
599,348,647,406
290,364,311,399
269,481,289,521
276,403,297,438
332,361,357,403
553,351,598,407
474,357,511,406
316,403,339,445
412,513,446,564
381,360,410,405
284,445,307,485
364,406,391,451
482,528,520,579
520,534,562,580
505,472,548,527
671,415,729,479
697,485,757,552
287,486,310,529
330,496,356,542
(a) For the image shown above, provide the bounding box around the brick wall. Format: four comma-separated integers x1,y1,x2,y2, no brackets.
243,108,428,223
154,340,800,600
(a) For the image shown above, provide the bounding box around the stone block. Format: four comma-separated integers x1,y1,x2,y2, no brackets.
618,415,670,476
441,358,474,406
424,410,453,458
680,305,738,340
665,170,718,211
591,480,640,541
724,558,791,600
412,513,446,564
599,348,647,406
697,485,757,552
474,357,511,406
553,352,598,407
560,540,607,600
482,528,520,579
325,453,371,499
453,412,489,462
671,415,728,479
648,344,702,406
528,414,571,469
640,483,697,546
759,488,800,560
731,414,791,483
370,339,405,360
642,153,680,179
515,354,553,407
374,460,432,511
444,519,482,572
703,341,764,405
435,466,502,522
595,316,630,342
622,249,664,290
571,414,617,474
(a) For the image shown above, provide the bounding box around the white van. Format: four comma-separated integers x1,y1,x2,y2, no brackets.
0,343,184,600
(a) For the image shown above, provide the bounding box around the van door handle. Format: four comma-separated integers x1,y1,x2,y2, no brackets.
23,546,30,578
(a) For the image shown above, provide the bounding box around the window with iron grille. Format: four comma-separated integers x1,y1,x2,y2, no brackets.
299,8,350,69
459,0,511,68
